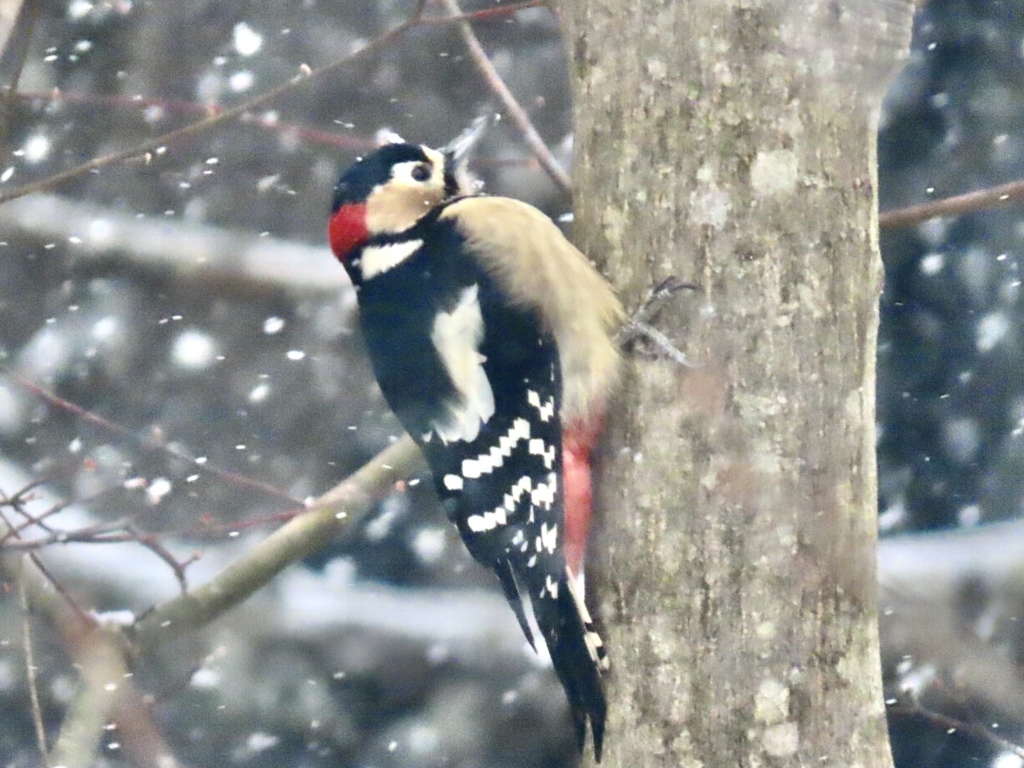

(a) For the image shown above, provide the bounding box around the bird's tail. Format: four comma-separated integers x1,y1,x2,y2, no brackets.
533,566,609,761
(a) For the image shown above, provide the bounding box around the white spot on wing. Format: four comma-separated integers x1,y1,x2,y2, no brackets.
527,389,556,422
512,418,531,441
511,475,532,499
543,574,560,599
466,507,508,532
530,473,557,510
453,419,533,482
528,438,557,469
565,566,609,670
538,522,558,554
429,285,496,443
361,239,422,279
443,474,464,491
488,446,504,467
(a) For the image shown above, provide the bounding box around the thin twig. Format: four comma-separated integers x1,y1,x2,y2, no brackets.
439,0,572,194
420,0,545,24
19,562,50,768
26,552,93,626
879,177,1024,229
0,508,301,547
0,0,541,206
1,483,93,628
888,702,1024,759
3,516,132,547
132,436,425,651
125,523,193,593
8,375,301,505
12,89,377,152
1,529,188,768
6,493,59,535
0,485,128,547
0,501,60,546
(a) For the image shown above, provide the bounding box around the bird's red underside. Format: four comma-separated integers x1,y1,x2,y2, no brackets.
563,418,603,579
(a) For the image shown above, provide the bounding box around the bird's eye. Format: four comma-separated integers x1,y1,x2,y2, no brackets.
410,163,432,182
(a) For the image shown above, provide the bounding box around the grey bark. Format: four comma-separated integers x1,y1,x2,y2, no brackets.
556,1,915,765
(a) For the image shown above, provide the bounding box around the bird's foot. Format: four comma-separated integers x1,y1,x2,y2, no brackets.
618,276,696,367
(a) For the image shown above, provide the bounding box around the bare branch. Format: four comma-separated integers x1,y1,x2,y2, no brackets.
126,522,194,593
132,436,426,651
47,631,128,768
439,0,572,194
8,375,302,505
0,0,544,206
0,194,350,295
18,562,50,768
10,89,378,151
889,701,1024,760
880,520,1024,721
2,528,187,768
420,0,546,25
879,177,1024,229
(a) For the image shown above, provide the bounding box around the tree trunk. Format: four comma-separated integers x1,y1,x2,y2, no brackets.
556,1,915,765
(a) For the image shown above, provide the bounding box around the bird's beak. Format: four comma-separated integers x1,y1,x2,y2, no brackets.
440,114,490,166
439,116,490,198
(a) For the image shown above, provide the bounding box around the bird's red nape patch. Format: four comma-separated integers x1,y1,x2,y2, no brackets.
328,203,369,261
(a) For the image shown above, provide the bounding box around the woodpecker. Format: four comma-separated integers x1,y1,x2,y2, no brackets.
328,141,623,760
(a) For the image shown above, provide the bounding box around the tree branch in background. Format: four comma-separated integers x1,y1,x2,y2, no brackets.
2,534,187,767
0,194,349,296
0,0,33,140
1,0,34,97
880,519,1024,723
879,177,1024,229
0,0,543,206
18,565,50,768
1,433,425,766
9,376,303,505
10,89,379,151
439,0,572,194
131,436,425,651
888,702,1024,760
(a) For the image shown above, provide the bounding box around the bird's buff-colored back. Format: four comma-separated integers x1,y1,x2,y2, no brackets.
440,197,625,427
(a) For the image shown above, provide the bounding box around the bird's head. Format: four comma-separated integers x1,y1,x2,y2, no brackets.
328,142,460,264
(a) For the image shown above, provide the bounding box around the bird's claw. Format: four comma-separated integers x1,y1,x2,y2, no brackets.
618,276,696,367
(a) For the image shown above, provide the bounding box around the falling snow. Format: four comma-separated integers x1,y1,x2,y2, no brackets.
171,329,216,369
233,22,263,56
229,70,255,93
